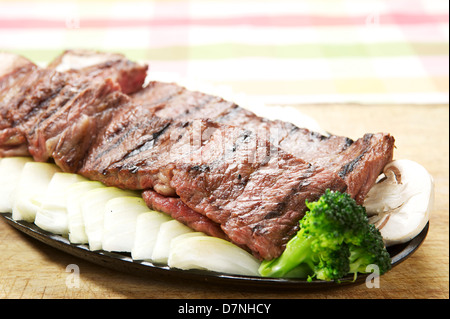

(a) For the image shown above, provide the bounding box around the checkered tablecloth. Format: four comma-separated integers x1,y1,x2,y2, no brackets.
1,0,448,105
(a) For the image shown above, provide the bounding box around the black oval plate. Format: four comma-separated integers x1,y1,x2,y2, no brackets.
0,212,429,289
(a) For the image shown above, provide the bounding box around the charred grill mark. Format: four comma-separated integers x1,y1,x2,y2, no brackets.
338,133,374,179
122,122,171,160
225,130,254,161
262,164,316,221
289,126,299,134
123,139,155,160
232,131,252,149
152,122,172,142
26,89,75,135
232,130,253,149
364,133,374,142
92,124,141,161
251,224,264,234
189,164,210,173
215,104,242,123
118,158,147,176
343,137,354,150
264,201,287,220
9,80,64,128
236,174,250,188
90,120,173,178
21,85,65,124
94,60,121,70
242,132,251,142
263,211,280,220
310,130,329,141
338,151,367,178
90,115,169,166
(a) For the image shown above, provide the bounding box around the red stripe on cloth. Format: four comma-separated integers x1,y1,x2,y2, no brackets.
0,13,448,29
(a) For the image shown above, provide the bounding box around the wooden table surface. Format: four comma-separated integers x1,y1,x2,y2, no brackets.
0,104,448,299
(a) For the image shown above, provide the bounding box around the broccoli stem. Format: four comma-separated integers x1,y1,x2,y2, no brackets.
258,234,314,278
284,263,315,279
348,248,368,274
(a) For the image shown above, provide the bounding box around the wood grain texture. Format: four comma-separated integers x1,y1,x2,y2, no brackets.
0,104,448,299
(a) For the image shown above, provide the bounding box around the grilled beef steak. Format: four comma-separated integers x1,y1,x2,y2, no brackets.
0,51,395,261
48,49,148,94
0,51,147,158
168,122,348,260
130,81,394,204
0,54,39,156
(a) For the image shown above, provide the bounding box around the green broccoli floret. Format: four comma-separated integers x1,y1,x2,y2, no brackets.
348,223,392,276
258,189,392,282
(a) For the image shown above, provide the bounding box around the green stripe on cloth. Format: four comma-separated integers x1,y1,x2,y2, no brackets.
9,42,448,63
213,77,448,96
139,42,449,60
4,48,151,64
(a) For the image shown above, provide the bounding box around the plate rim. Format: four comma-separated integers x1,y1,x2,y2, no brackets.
0,212,429,289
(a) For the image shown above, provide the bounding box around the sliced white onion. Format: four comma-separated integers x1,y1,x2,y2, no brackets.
0,157,33,212
34,173,87,235
66,181,106,244
81,187,138,251
12,162,61,222
168,235,261,276
102,196,150,253
131,210,172,261
151,219,193,264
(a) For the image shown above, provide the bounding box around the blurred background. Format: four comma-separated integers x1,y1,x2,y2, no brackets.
0,0,448,105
